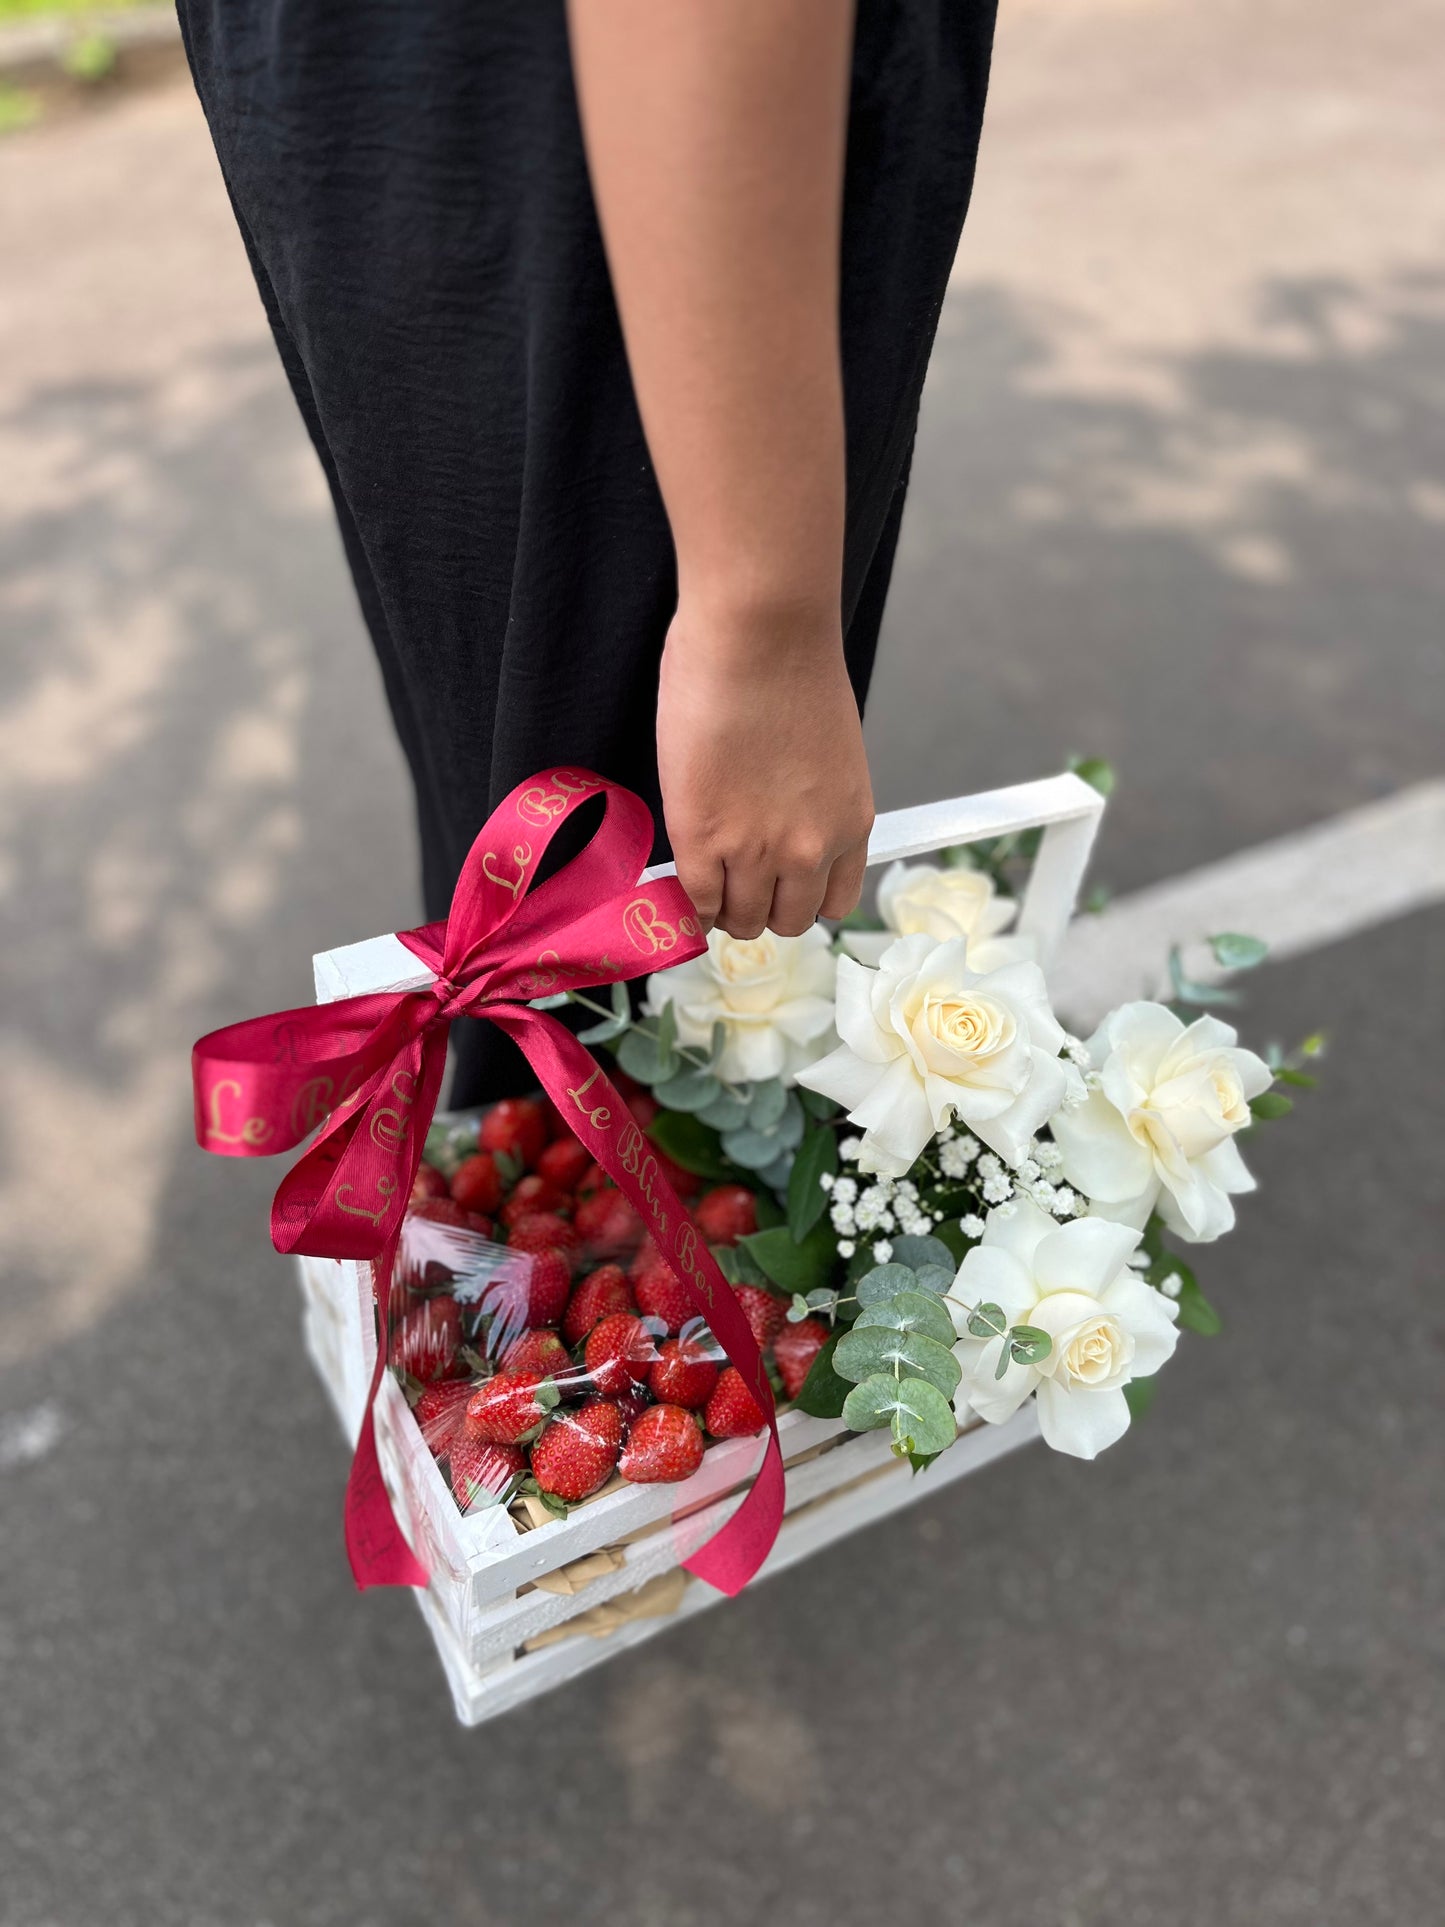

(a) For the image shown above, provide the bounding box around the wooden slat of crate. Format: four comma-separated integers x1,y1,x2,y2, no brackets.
418,1401,1042,1726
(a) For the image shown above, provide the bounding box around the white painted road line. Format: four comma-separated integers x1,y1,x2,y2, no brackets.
1053,780,1445,1029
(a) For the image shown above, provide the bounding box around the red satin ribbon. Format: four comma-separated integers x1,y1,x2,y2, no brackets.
192,768,784,1596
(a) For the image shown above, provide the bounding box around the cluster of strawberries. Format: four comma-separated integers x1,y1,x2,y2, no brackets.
390,1088,829,1515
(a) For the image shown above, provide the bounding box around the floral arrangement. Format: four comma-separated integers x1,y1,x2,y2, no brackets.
393,787,1320,1514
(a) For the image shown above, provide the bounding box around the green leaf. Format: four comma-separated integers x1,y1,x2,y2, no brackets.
787,1124,838,1241
645,1110,735,1182
965,1302,1008,1342
775,1092,807,1150
928,1219,972,1266
707,1020,728,1070
1174,1275,1222,1336
833,1327,961,1399
1122,1376,1157,1421
799,1087,839,1121
1068,754,1117,798
752,1187,787,1230
655,998,678,1068
652,1066,722,1113
1275,1067,1318,1089
739,1222,837,1296
794,1332,851,1417
890,1233,956,1273
759,1150,794,1193
1209,931,1269,971
747,1079,787,1131
906,1449,944,1474
1250,1091,1294,1120
855,1290,956,1348
854,1263,921,1308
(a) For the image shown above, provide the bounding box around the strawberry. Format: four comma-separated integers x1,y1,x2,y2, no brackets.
464,1211,496,1241
539,1097,569,1142
407,1194,470,1230
480,1097,549,1169
537,1136,592,1192
612,1384,652,1426
732,1283,787,1350
521,1247,573,1326
574,1187,644,1259
704,1366,768,1440
648,1335,718,1410
576,1161,608,1197
561,1264,635,1345
391,1295,461,1382
619,1403,706,1484
506,1210,579,1257
651,1144,702,1200
530,1400,624,1503
450,1152,503,1215
625,1088,660,1128
448,1434,525,1512
631,1252,697,1333
411,1162,450,1203
694,1184,758,1246
500,1175,569,1228
500,1328,572,1379
465,1369,555,1444
774,1318,829,1399
414,1376,474,1457
583,1311,657,1396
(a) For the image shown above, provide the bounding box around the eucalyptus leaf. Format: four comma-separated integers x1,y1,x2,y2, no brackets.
786,1124,838,1242
965,1302,1008,1341
1007,1324,1053,1367
759,1150,795,1193
747,1079,787,1131
616,1027,672,1085
652,1067,722,1113
529,991,573,1011
697,1088,750,1132
1168,946,1240,1010
721,1126,781,1170
794,1332,850,1417
854,1263,921,1308
840,1374,897,1432
1209,931,1269,971
889,1379,959,1457
890,1233,955,1274
773,1093,806,1151
855,1289,956,1348
833,1326,961,1399
707,1020,728,1070
577,984,633,1044
910,1263,956,1298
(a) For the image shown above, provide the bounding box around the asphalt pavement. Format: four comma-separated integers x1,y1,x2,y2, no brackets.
1,3,1442,1923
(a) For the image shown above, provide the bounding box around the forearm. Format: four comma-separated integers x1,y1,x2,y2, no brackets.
567,0,853,632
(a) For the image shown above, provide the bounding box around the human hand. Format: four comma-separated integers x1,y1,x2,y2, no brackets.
656,598,874,939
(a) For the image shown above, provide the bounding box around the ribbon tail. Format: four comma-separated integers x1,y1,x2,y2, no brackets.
339,1025,450,1591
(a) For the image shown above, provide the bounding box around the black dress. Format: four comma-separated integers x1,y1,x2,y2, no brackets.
178,0,998,1104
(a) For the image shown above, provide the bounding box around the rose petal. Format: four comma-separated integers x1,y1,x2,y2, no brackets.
1034,1378,1132,1459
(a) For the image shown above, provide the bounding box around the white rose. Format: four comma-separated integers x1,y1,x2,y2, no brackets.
1051,1002,1272,1243
841,861,1036,973
795,933,1076,1178
950,1200,1179,1458
643,925,836,1085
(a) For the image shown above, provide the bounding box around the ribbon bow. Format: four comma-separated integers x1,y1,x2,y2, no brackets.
192,769,784,1596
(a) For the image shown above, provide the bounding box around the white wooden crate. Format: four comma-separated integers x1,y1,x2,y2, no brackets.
300,773,1104,1717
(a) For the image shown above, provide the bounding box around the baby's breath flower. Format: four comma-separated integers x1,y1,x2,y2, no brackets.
959,1213,986,1239
872,1240,893,1265
1050,1186,1078,1217
982,1171,1013,1205
839,1136,864,1162
818,1171,835,1193
837,1238,856,1259
1160,1271,1184,1299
